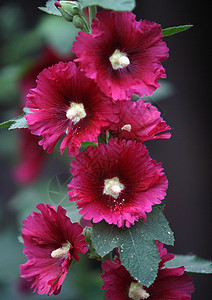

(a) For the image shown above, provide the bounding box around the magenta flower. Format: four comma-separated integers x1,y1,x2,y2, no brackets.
73,10,169,100
101,242,194,299
20,204,88,295
107,99,171,142
68,138,168,227
25,61,115,156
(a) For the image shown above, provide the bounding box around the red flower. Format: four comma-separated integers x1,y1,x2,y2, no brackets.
20,204,88,295
25,61,115,156
101,243,194,299
68,138,168,227
107,99,171,142
73,10,169,100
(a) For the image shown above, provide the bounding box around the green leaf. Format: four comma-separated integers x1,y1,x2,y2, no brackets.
162,25,193,37
91,204,174,287
0,109,29,130
165,255,212,274
8,113,28,130
39,0,62,16
79,0,136,11
0,119,14,128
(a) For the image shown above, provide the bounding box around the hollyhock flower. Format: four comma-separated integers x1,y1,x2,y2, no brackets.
25,61,116,156
20,204,88,295
14,47,74,184
72,10,169,100
107,99,171,142
101,242,194,299
68,138,168,227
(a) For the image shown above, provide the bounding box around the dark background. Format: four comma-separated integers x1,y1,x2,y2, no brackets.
135,1,211,299
0,0,211,299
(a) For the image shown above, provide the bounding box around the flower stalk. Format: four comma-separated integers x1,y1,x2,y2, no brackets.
88,5,97,28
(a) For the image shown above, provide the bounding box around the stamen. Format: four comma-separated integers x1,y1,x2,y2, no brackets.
129,282,150,300
51,243,70,259
103,177,125,199
109,49,130,70
121,124,132,132
66,102,86,125
119,55,130,68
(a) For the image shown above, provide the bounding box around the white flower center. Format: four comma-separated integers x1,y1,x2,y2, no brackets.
66,102,86,125
103,177,125,199
121,124,132,132
129,282,150,300
51,243,70,259
109,49,130,70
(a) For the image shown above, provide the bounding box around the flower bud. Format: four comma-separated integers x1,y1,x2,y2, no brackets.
73,15,87,30
54,1,82,22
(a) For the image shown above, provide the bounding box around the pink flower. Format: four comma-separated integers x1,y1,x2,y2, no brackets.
20,204,88,295
107,99,171,142
25,61,115,156
73,10,169,100
68,138,168,227
101,243,194,299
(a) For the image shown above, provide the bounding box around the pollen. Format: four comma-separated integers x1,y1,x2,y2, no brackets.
109,49,130,70
51,243,71,259
66,102,86,124
103,177,125,199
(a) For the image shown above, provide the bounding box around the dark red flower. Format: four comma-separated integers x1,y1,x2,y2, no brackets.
68,138,168,227
25,61,115,156
20,204,88,295
106,99,171,142
101,242,194,299
73,10,169,100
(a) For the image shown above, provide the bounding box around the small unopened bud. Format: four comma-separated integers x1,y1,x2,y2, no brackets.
73,15,86,30
54,1,82,22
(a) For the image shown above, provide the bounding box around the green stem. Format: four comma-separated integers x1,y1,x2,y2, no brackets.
81,15,91,33
88,5,97,28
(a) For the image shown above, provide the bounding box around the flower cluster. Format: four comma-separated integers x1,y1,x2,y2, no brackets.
26,9,170,226
101,242,195,299
21,6,194,298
